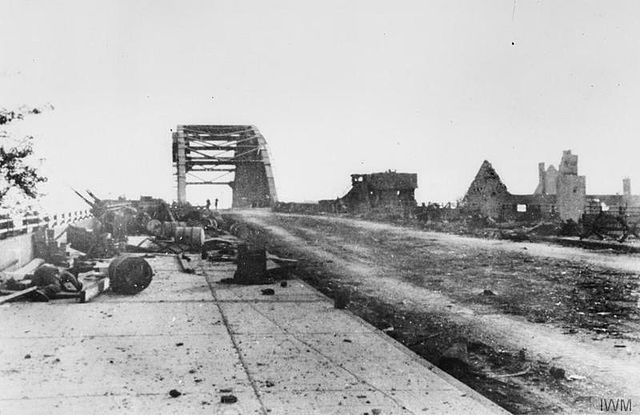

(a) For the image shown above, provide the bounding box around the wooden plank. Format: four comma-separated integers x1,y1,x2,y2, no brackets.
0,286,39,304
267,254,298,267
50,291,81,300
176,254,194,274
3,258,45,280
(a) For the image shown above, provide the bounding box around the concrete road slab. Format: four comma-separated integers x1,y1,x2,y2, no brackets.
0,255,508,414
0,334,248,399
301,332,464,391
0,302,224,338
390,390,499,415
260,389,412,415
234,334,365,392
211,279,326,303
220,301,372,335
98,277,213,303
0,390,262,415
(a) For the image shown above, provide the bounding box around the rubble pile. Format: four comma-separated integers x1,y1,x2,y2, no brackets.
0,194,297,305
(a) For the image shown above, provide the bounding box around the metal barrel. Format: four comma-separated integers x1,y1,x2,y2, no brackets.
233,243,267,284
161,221,186,238
146,219,162,235
108,255,153,294
174,226,205,248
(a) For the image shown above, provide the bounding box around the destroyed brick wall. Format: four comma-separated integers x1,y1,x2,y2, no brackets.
545,165,559,195
586,178,640,214
463,150,638,223
623,178,631,198
461,161,512,219
534,163,558,195
554,151,586,221
511,194,558,221
341,171,417,213
557,174,586,221
559,150,578,175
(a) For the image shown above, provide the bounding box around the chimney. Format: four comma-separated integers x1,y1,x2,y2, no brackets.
623,177,631,197
538,162,546,194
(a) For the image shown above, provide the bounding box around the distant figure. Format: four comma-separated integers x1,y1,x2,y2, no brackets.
205,199,211,210
214,198,219,210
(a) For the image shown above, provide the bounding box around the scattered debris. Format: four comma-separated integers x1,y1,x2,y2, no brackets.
108,256,153,295
518,349,526,361
334,290,350,309
78,278,110,303
220,395,238,404
234,244,268,284
549,367,565,380
176,254,194,274
490,364,531,378
0,286,39,304
439,342,469,374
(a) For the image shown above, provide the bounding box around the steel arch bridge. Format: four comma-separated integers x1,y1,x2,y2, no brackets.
172,125,278,208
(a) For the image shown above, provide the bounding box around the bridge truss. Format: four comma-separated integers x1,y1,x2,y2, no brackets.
172,125,278,208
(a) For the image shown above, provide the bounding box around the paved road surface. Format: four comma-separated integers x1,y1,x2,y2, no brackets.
0,254,506,414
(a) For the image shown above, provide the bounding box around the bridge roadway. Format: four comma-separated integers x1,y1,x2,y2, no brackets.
0,255,508,414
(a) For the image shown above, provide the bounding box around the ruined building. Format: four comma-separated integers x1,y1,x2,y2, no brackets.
462,150,638,222
318,171,417,214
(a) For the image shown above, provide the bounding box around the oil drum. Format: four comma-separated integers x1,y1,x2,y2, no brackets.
146,219,162,236
174,226,205,248
161,221,186,238
108,255,153,294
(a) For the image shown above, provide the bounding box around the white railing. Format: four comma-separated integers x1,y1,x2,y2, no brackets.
0,209,93,239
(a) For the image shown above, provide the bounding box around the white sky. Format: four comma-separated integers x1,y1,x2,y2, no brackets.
2,0,640,211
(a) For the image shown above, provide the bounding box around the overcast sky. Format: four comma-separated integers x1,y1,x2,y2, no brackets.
2,0,639,211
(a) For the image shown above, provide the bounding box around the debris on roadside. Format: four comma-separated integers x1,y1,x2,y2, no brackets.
439,342,469,374
220,394,238,404
549,366,565,380
334,289,350,309
176,254,195,274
